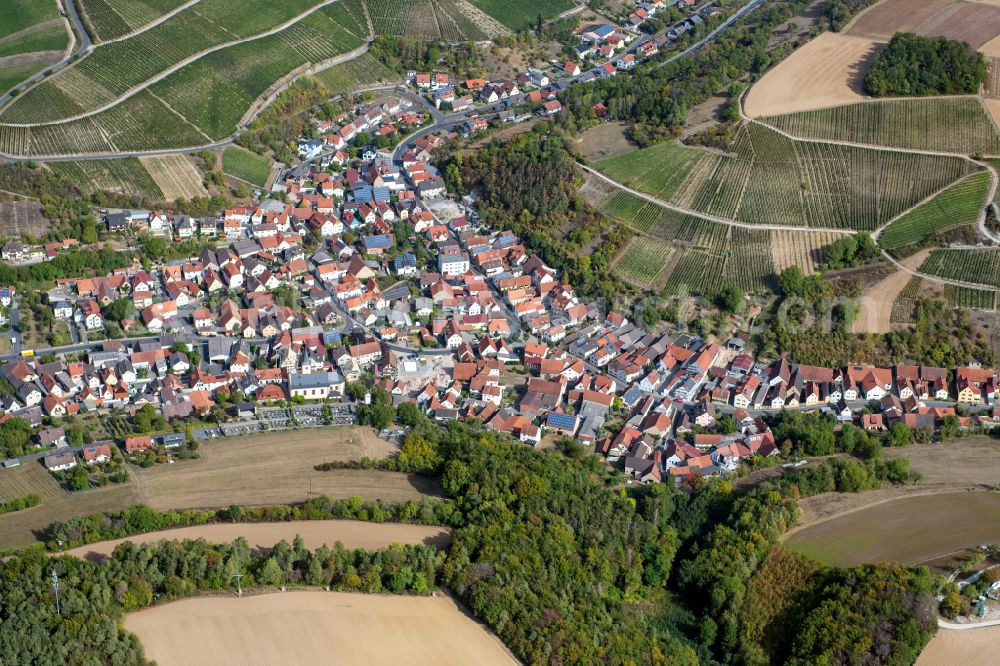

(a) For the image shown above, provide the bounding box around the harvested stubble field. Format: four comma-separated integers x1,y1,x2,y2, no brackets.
789,436,1000,550
762,97,1000,154
917,626,1000,666
0,426,439,550
847,0,1000,50
139,154,208,200
65,519,451,560
785,490,1000,566
130,427,442,511
126,591,518,666
743,32,879,117
596,123,975,231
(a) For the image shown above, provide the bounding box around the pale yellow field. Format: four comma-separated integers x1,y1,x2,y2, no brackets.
771,230,841,275
917,626,1000,665
64,520,450,559
139,155,207,201
744,32,880,117
126,591,519,666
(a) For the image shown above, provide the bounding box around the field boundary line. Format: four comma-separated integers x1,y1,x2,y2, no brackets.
0,0,343,129
582,163,855,235
145,88,214,142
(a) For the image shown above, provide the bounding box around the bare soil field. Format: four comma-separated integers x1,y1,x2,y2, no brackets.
791,436,1000,529
126,591,518,666
917,626,1000,665
0,199,49,236
983,96,1000,129
681,95,729,138
744,32,880,117
139,155,207,201
849,0,1000,49
785,490,1000,566
853,249,930,334
0,427,440,551
0,50,62,69
575,121,636,161
845,0,956,40
64,520,450,560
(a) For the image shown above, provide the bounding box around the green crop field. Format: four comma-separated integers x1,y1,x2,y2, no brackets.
762,97,1000,155
0,0,328,123
878,172,991,252
954,285,997,310
0,64,44,97
0,24,69,60
48,157,164,200
79,0,187,41
0,89,207,156
222,146,272,187
919,248,1000,288
614,238,673,286
0,0,62,40
596,123,976,231
363,0,490,41
315,53,400,93
468,0,574,31
151,5,365,139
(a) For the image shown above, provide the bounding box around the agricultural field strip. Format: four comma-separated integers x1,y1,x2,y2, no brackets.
0,0,344,128
873,171,993,241
581,164,855,235
761,95,1000,154
748,118,1000,244
84,0,203,45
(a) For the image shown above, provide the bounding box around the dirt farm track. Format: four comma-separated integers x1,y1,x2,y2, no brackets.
125,591,519,666
62,520,451,560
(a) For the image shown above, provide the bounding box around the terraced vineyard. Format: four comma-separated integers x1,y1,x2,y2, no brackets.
468,0,574,31
150,6,364,139
364,0,492,40
890,276,923,324
79,0,187,41
954,285,997,310
919,249,1000,288
762,98,1000,154
0,90,207,156
48,157,164,200
0,0,329,123
614,238,673,287
596,123,977,231
603,187,846,294
315,53,400,93
878,172,991,253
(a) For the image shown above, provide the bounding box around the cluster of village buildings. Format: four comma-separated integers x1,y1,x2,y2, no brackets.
4,0,996,484
6,121,1000,484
